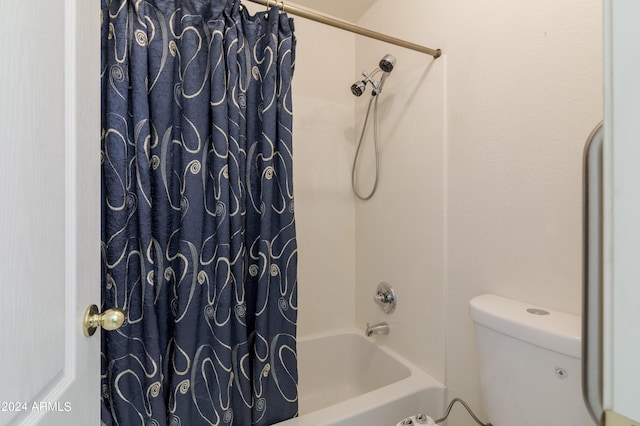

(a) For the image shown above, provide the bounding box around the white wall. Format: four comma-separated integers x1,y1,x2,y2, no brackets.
441,1,602,424
286,10,359,337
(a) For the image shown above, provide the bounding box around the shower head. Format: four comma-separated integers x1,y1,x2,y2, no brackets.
351,80,366,97
379,54,396,73
351,71,378,97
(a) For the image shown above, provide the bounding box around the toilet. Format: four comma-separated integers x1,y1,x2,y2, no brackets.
469,294,597,426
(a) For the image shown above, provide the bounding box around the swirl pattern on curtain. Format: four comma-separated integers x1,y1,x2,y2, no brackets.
100,0,297,424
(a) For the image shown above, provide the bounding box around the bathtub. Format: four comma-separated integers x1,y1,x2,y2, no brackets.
275,330,446,426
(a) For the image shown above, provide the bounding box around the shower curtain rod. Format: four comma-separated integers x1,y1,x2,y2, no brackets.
244,0,442,58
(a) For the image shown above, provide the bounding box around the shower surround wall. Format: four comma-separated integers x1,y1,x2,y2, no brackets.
288,14,358,335
281,0,448,383
352,43,447,380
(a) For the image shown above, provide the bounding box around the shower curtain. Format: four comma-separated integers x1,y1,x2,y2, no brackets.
100,1,298,424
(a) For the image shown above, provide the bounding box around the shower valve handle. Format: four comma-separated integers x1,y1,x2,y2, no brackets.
373,282,397,314
375,292,393,304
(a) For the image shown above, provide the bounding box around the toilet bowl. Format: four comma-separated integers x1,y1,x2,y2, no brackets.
469,294,597,426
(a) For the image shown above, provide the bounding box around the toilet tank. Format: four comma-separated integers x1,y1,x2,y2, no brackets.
469,294,596,426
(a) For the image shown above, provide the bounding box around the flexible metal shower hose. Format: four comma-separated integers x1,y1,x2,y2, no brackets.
351,93,381,200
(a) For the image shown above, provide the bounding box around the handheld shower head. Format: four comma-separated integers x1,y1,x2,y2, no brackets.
379,54,396,73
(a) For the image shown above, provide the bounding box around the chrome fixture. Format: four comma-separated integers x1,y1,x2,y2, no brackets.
350,54,396,97
379,54,396,73
350,79,367,97
366,322,390,337
582,121,604,423
374,282,397,314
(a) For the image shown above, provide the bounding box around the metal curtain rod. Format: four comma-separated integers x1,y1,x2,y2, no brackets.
245,0,442,58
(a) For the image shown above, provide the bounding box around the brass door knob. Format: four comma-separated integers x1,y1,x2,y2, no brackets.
83,304,126,337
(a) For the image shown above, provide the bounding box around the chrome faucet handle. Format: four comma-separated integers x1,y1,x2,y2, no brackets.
373,282,396,314
375,292,393,304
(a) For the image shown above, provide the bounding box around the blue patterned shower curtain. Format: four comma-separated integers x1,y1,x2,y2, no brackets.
100,1,298,424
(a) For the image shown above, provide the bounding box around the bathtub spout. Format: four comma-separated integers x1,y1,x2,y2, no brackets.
365,322,390,337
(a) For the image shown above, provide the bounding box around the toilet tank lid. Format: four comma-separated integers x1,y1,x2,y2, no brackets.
469,294,581,358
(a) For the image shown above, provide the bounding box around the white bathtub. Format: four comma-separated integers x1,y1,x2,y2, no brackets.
276,330,446,426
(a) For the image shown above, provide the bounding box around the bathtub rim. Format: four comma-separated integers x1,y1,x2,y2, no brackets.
275,327,446,425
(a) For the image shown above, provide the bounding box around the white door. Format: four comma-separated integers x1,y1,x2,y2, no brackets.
0,0,100,425
602,1,640,425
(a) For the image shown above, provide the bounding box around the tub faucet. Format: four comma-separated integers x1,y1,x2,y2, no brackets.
365,322,390,337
